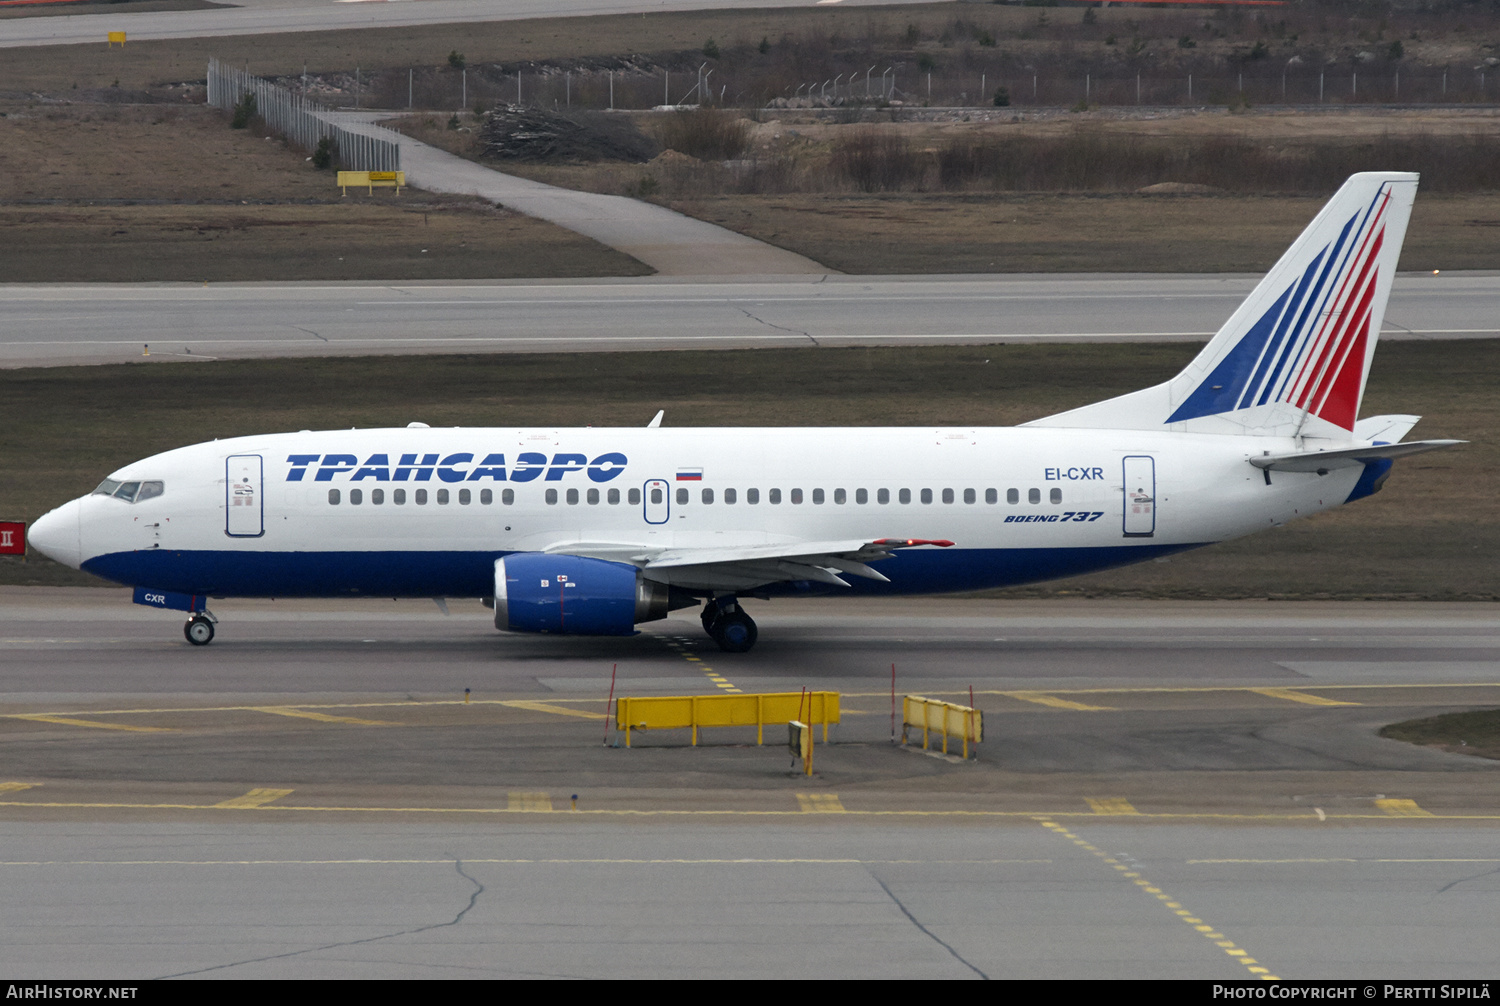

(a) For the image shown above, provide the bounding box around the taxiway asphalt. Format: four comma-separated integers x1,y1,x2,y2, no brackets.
3,271,1496,367
0,591,1495,978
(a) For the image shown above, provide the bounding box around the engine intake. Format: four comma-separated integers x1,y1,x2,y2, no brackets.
494,553,681,636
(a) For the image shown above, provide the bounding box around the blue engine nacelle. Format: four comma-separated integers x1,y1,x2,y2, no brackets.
494,553,676,636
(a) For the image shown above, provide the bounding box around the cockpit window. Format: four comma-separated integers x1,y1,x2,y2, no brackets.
92,479,164,503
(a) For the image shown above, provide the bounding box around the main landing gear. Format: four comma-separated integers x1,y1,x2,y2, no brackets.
184,611,217,646
702,597,757,653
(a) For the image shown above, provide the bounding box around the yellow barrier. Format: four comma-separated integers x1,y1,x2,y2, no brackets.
107,32,126,47
903,695,983,759
337,170,405,195
616,691,839,748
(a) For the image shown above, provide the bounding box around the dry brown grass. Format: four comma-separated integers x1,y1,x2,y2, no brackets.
0,103,647,280
664,191,1500,274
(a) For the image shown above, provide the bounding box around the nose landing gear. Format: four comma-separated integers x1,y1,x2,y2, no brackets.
184,611,217,646
701,597,757,653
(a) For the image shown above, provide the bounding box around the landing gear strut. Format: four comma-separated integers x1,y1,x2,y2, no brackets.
184,611,217,646
701,597,757,653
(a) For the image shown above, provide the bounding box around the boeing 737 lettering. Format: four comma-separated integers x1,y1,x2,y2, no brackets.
27,172,1462,651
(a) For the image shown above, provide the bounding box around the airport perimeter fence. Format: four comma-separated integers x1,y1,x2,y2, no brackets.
206,57,400,172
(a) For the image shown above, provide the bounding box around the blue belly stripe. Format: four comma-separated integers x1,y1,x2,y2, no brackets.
83,543,1207,599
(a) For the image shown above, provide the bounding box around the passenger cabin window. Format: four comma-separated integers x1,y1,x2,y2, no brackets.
481,489,493,505
920,489,933,505
566,489,579,505
985,488,998,504
856,489,868,505
437,489,450,505
964,488,976,504
702,488,714,504
811,489,824,504
328,489,341,505
878,488,890,505
1028,488,1041,504
1007,489,1019,505
587,488,600,505
416,489,429,505
1050,488,1063,504
545,489,558,505
394,489,407,505
502,489,515,505
769,489,781,504
898,489,911,504
629,488,641,506
676,488,688,505
350,489,363,505
459,488,472,505
747,488,760,504
941,489,954,504
371,489,385,505
790,489,803,504
608,489,620,505
724,488,737,504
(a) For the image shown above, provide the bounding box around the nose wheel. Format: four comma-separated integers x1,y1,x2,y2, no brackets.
701,597,757,653
184,614,216,646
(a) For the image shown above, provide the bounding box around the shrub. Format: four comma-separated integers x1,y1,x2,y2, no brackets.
656,109,750,160
448,50,465,70
831,129,926,192
229,92,256,129
311,136,334,169
703,38,720,59
758,36,770,54
993,86,1010,107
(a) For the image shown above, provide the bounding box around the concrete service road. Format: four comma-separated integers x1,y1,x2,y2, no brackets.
0,0,920,48
2,271,1495,367
0,591,1497,977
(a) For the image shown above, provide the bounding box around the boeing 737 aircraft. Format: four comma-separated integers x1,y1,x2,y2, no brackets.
28,172,1461,651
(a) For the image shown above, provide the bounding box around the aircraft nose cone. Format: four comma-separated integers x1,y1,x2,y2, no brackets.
28,499,82,569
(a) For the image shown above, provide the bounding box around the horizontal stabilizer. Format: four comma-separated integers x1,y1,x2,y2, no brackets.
1250,439,1464,473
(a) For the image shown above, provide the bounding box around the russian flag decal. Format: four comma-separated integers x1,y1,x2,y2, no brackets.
676,468,703,481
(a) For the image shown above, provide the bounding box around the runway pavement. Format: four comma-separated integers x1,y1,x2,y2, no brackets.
0,0,916,49
1,590,1496,977
3,271,1496,367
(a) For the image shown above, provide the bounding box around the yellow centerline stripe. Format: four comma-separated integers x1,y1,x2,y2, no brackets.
1247,688,1360,707
1,799,1496,820
1037,818,1279,981
12,715,172,733
500,700,606,721
213,788,294,809
1006,691,1114,711
253,707,395,726
0,857,1057,867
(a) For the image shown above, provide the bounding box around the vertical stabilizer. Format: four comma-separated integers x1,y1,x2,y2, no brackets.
1024,172,1418,440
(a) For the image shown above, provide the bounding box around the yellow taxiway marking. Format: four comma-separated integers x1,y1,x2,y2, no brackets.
1188,858,1500,864
2,798,1498,820
1037,818,1279,981
0,857,1056,867
212,788,294,810
1087,798,1141,816
663,635,742,694
796,794,846,813
1248,688,1360,707
1005,691,1114,712
0,782,36,793
12,714,171,733
253,707,394,726
507,791,553,812
500,700,606,721
847,682,1500,701
1376,798,1435,818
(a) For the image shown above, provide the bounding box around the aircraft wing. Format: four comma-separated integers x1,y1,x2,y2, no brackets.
1249,439,1465,473
542,538,953,591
